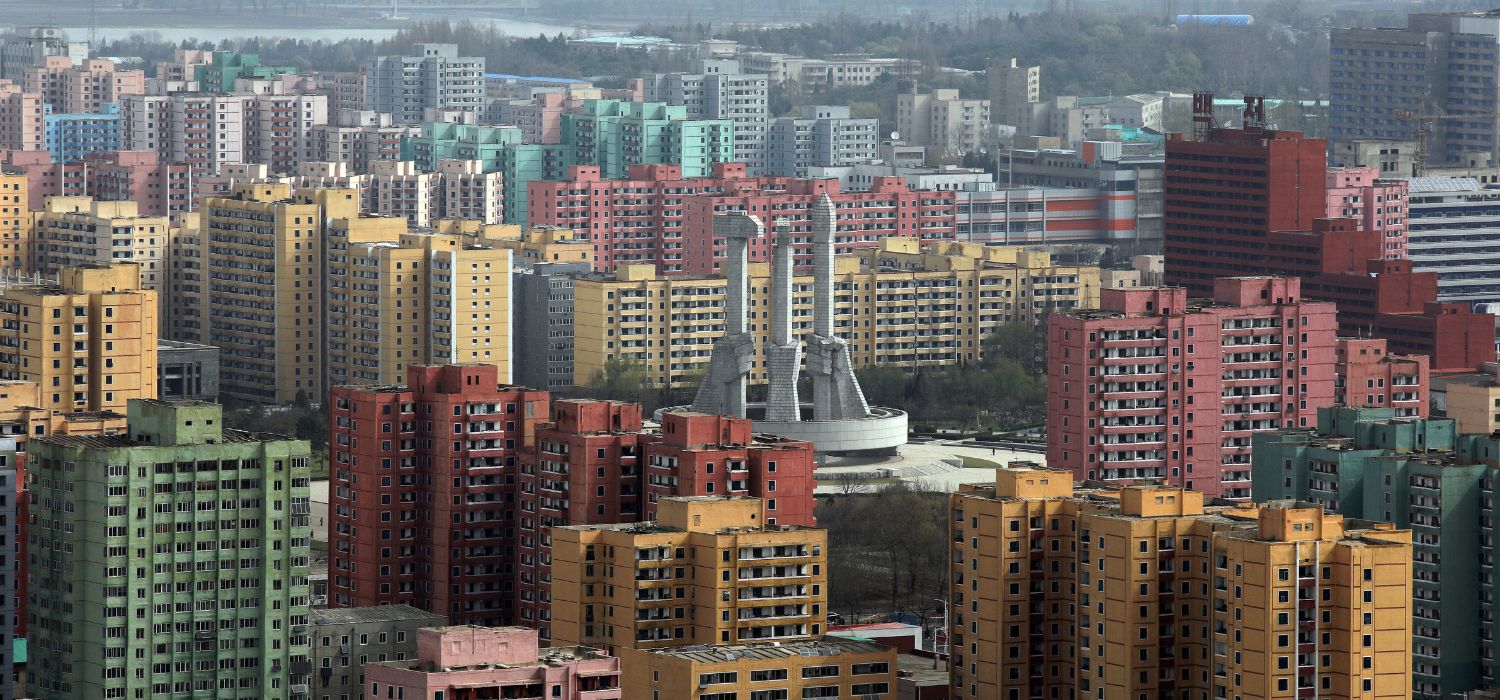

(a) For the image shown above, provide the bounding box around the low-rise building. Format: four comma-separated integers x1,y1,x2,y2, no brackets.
156,339,219,402
621,636,897,700
364,626,620,700
1334,337,1428,416
308,605,447,700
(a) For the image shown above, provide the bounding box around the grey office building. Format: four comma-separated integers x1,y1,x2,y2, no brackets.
643,59,769,172
513,262,590,391
765,105,879,178
309,606,446,700
1407,176,1500,306
364,44,485,125
158,340,220,402
1332,11,1500,167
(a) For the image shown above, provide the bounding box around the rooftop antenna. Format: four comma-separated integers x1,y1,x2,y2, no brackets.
87,0,98,53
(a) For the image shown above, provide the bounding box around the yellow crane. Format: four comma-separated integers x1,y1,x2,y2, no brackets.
1393,108,1500,175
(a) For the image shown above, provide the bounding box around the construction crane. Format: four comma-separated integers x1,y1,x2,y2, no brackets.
1393,108,1500,175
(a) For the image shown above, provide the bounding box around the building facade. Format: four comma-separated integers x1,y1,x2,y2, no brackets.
620,637,896,700
27,399,313,699
573,240,1098,389
307,605,446,700
1326,166,1408,259
1407,176,1500,306
896,88,991,155
364,44,486,124
363,626,620,700
42,103,121,164
0,263,158,413
327,364,549,625
949,465,1413,700
549,496,827,653
764,105,879,178
643,59,769,172
1334,337,1428,416
1046,277,1338,499
1252,407,1500,696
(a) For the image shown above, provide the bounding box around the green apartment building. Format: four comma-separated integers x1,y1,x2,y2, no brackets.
194,52,298,92
1253,406,1500,698
27,399,313,699
401,100,734,224
560,99,735,179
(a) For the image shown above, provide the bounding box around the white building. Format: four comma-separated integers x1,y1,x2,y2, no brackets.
364,44,486,125
765,105,878,178
643,59,769,172
1407,176,1500,306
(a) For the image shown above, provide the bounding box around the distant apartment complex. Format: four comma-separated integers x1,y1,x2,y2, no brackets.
643,59,769,172
364,43,486,124
569,239,1098,389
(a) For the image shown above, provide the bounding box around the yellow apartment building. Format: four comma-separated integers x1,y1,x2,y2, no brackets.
0,174,28,272
486,224,592,268
0,379,126,444
620,636,897,700
0,263,157,413
572,239,1101,388
195,183,359,403
325,215,513,387
32,197,175,312
550,496,828,654
948,466,1412,700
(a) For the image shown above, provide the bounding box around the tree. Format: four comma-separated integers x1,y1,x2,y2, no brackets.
582,356,653,405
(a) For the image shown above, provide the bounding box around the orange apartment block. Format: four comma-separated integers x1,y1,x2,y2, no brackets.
549,496,828,654
948,464,1412,700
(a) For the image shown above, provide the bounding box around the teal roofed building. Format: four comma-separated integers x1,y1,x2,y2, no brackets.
560,99,735,179
195,51,298,92
1252,406,1500,697
401,100,735,224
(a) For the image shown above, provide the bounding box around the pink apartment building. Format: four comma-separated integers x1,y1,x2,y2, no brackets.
1326,166,1408,259
0,82,44,152
364,626,621,700
22,56,145,113
1334,337,1429,417
528,162,957,274
1046,276,1339,499
153,49,213,83
2,149,192,218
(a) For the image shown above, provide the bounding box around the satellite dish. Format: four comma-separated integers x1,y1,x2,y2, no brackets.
890,131,900,140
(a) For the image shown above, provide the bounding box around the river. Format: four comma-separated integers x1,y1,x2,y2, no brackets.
65,15,596,44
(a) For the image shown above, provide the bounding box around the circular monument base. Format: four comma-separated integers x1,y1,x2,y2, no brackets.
656,404,908,457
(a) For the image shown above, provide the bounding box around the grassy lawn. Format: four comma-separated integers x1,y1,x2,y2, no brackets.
311,540,328,553
960,456,1004,469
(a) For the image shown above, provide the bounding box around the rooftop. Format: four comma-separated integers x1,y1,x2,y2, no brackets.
34,426,286,449
638,636,888,663
309,604,447,626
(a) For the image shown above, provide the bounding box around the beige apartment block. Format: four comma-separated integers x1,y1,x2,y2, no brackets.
0,263,157,413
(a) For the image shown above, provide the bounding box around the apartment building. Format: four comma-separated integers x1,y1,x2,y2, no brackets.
559,99,736,180
366,159,502,228
0,81,45,152
986,57,1040,129
0,174,28,272
1046,277,1339,499
513,403,816,640
764,105,879,178
0,263,158,413
1253,406,1500,696
896,88,991,156
42,102,121,163
364,626,621,700
0,27,88,84
83,150,194,221
1326,166,1408,259
21,57,145,113
1001,143,1164,248
738,51,919,88
324,220,514,387
620,637,896,700
32,197,172,293
27,398,313,700
643,59,769,172
401,123,565,225
308,110,418,173
949,466,1413,700
245,92,328,174
191,183,360,402
1164,124,1495,372
1406,176,1500,306
307,605,446,700
549,496,827,653
327,364,550,625
1331,11,1500,166
364,44,485,124
121,92,328,176
571,239,1098,389
1334,337,1428,416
